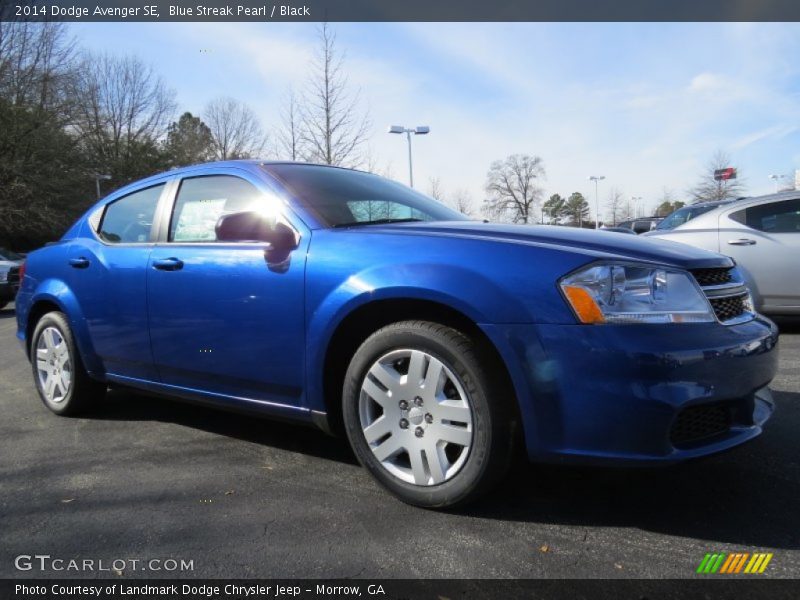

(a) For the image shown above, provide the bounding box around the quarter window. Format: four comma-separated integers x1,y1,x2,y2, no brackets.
99,184,164,243
169,176,264,242
730,199,800,233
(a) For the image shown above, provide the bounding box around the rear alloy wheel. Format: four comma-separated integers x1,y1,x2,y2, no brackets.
343,320,515,508
31,311,106,416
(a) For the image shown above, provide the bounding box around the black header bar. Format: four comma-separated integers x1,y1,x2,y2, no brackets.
2,0,800,22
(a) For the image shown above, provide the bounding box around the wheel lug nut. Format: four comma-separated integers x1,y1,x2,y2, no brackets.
425,413,433,424
414,396,423,407
399,418,409,429
415,427,424,438
398,400,409,410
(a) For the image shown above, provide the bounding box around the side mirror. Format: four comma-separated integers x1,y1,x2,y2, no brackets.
215,211,298,249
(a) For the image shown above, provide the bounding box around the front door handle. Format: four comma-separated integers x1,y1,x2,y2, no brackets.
68,257,90,269
152,257,184,271
727,238,756,246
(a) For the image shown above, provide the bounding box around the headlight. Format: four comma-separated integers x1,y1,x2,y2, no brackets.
560,263,714,324
0,270,7,282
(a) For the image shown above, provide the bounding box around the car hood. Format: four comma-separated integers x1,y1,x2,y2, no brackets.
0,260,19,269
357,221,731,269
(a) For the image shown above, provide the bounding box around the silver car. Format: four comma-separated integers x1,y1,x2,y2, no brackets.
645,191,800,316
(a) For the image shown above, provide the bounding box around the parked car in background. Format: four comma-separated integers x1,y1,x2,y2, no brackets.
0,248,23,310
652,200,736,232
616,217,663,234
645,191,800,316
15,161,778,507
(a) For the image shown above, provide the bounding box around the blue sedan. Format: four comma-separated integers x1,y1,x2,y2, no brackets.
15,161,778,507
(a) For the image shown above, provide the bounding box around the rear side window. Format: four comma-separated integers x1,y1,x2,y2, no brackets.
99,184,164,243
169,175,263,242
730,199,800,233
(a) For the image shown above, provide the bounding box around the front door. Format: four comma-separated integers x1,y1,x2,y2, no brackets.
721,198,800,312
146,172,308,407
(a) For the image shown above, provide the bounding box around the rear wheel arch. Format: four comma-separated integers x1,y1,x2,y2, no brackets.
26,300,62,359
321,299,519,437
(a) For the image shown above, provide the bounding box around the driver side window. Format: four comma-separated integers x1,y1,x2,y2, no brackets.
169,175,263,242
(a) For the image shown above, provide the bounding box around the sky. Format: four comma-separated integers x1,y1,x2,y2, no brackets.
71,21,800,221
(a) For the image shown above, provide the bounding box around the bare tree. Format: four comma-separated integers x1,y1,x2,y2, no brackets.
0,23,92,247
483,154,545,224
689,150,746,203
75,54,175,168
277,88,303,161
73,52,176,180
449,188,475,216
204,96,267,160
0,22,77,118
605,187,625,226
428,177,444,202
301,23,371,167
364,154,394,179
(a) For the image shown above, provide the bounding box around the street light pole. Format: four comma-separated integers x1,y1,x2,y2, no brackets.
588,175,605,229
389,125,430,188
93,173,112,199
406,130,414,187
631,196,643,218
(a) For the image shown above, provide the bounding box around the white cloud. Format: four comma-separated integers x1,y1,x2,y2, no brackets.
688,72,728,93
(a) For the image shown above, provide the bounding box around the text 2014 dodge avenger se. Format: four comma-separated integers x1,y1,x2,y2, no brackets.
15,161,778,507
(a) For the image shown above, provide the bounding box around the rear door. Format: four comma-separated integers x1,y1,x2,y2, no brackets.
146,169,308,406
720,197,800,313
68,181,172,380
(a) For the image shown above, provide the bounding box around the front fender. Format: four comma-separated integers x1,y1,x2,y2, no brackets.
304,262,531,414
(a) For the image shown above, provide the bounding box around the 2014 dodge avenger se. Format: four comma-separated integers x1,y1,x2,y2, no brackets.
15,161,779,507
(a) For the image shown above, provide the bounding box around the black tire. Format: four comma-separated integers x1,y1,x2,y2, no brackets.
30,311,106,416
343,320,516,508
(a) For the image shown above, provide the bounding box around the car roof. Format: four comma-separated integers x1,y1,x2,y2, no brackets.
664,189,799,230
104,160,354,201
687,198,739,209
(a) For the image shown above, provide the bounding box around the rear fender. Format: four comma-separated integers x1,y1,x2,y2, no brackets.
27,279,105,378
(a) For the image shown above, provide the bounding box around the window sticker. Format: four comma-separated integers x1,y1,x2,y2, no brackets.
173,198,227,241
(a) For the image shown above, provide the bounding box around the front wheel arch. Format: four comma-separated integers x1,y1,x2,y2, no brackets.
321,299,519,437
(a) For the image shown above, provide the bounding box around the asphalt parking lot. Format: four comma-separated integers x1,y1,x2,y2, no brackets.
1,303,798,579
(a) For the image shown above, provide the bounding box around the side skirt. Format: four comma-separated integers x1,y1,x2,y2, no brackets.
105,373,330,431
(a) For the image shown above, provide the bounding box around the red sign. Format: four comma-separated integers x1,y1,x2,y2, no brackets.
714,167,737,181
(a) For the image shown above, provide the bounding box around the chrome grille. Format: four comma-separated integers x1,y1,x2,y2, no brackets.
709,295,748,322
690,267,733,287
690,267,752,324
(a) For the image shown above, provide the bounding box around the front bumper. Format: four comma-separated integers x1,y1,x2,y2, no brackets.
481,316,779,465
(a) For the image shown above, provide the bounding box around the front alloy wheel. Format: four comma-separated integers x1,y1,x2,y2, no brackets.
359,349,474,486
343,320,516,508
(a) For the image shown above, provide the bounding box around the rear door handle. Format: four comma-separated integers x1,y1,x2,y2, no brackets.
727,238,756,246
68,257,90,269
152,257,184,271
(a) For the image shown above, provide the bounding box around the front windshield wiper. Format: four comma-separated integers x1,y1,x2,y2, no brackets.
333,218,425,228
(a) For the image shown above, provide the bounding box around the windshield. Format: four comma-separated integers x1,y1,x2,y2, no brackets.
655,205,716,230
264,164,468,228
